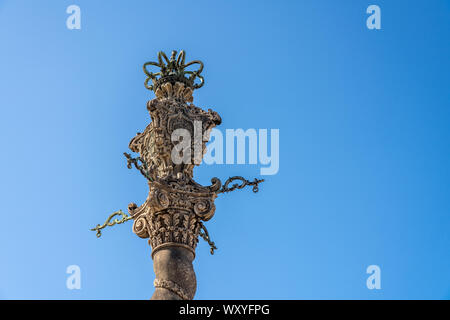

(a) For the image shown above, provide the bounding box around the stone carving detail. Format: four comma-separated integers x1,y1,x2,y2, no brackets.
128,172,218,256
126,51,264,266
91,50,264,300
128,96,221,181
155,82,194,102
127,50,223,258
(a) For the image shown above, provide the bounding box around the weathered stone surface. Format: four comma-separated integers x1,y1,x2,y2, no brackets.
151,247,196,300
124,50,263,299
129,51,221,300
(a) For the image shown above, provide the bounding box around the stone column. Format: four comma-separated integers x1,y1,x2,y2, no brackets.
118,50,263,300
151,247,196,300
126,50,221,300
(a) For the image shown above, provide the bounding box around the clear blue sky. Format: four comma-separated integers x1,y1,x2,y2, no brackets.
0,0,449,299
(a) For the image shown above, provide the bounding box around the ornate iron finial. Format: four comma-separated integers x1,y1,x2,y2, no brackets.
143,50,204,95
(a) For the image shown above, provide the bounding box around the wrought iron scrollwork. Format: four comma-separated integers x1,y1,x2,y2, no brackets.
90,154,151,238
199,223,217,255
216,176,265,194
90,210,132,238
124,152,154,182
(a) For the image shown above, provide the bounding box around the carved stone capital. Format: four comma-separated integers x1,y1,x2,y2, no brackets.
129,177,217,257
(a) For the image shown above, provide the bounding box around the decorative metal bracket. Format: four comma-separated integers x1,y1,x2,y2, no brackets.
90,210,132,238
124,152,154,182
215,176,265,194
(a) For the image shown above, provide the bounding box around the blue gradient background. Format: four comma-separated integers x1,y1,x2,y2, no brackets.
0,0,449,299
